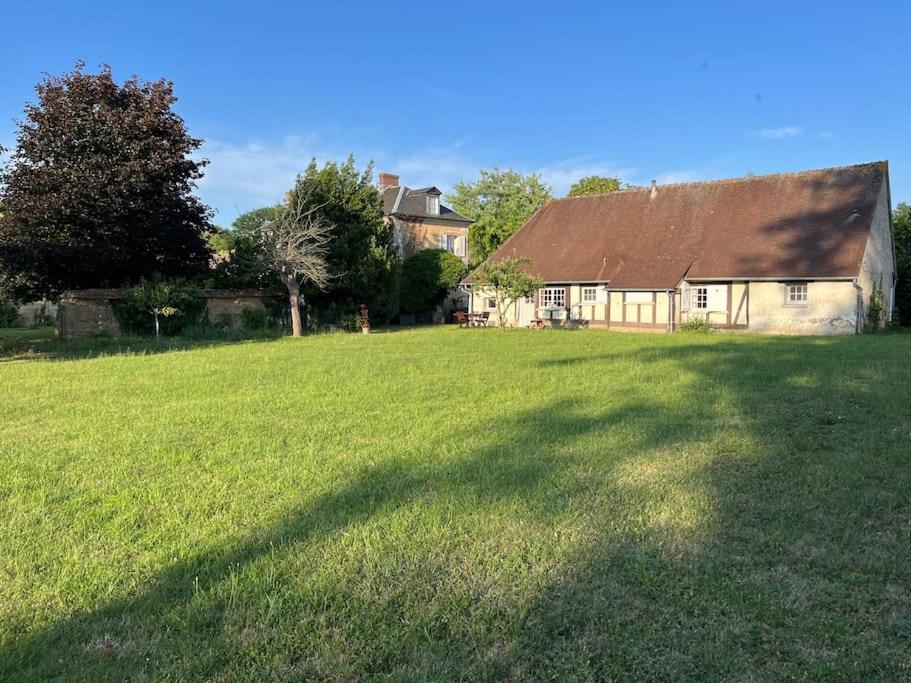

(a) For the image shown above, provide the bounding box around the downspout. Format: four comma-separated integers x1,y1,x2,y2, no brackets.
852,277,863,334
667,289,674,332
459,285,473,314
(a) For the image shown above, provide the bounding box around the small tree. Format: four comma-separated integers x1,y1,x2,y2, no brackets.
116,279,204,338
254,193,332,337
473,256,544,330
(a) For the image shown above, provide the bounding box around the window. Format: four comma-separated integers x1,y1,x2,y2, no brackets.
426,195,440,215
485,297,496,309
625,291,653,304
581,287,597,303
540,287,566,307
439,234,455,252
786,283,808,305
693,286,708,310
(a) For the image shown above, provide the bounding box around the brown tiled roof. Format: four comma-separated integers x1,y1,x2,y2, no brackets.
380,185,473,225
473,162,887,289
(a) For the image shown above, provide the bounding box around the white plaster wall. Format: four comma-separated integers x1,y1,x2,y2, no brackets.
857,179,896,324
748,281,857,335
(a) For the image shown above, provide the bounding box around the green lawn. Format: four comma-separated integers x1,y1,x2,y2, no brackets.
1,326,909,679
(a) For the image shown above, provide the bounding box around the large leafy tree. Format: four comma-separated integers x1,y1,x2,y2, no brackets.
0,63,213,300
447,168,551,262
893,202,911,324
399,248,468,313
567,175,627,197
287,157,399,322
205,206,288,289
232,205,285,236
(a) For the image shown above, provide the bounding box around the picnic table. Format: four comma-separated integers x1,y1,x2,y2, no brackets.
455,311,490,328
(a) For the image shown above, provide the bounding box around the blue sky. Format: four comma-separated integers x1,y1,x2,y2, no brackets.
2,1,909,225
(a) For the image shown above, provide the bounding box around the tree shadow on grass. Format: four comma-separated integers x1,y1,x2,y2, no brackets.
4,335,910,679
3,395,681,679
0,327,288,364
508,335,911,678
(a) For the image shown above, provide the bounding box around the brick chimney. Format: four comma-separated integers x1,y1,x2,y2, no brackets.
378,172,400,193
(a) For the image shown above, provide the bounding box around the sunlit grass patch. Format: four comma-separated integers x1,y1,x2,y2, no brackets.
1,326,909,679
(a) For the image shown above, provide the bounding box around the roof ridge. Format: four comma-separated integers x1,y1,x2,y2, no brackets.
549,160,888,201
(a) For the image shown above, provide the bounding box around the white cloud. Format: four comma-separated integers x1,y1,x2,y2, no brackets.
196,135,487,221
536,156,638,195
755,126,803,140
652,169,704,185
196,135,337,221
195,132,702,219
393,144,481,193
817,131,836,140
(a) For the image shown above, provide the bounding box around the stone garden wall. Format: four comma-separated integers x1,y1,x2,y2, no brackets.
56,288,277,339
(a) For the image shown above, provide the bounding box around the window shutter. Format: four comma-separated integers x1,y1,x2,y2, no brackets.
439,234,447,250
708,285,726,311
681,284,690,311
454,235,466,257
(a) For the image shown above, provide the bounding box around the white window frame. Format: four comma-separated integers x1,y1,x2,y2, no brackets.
581,286,597,303
426,195,440,215
785,283,808,306
485,297,496,310
540,287,566,308
439,234,455,252
692,286,708,310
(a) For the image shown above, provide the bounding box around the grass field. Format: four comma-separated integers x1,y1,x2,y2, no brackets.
1,326,909,679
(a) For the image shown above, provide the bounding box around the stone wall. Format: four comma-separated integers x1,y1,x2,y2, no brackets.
16,300,58,326
56,288,278,339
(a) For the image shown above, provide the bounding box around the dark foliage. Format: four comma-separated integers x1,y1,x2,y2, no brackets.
0,301,19,327
0,63,214,300
399,249,468,313
288,157,400,324
893,202,911,324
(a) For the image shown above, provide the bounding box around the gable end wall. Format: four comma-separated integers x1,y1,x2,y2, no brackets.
857,178,896,324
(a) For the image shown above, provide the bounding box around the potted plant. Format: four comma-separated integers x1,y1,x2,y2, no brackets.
359,304,370,334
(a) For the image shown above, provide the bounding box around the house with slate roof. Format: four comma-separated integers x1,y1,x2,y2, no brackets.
463,162,896,335
378,173,473,262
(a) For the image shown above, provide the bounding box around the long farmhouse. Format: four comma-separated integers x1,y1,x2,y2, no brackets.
465,162,896,335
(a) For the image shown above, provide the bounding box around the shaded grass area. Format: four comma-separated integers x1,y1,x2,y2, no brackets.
0,327,909,679
0,326,284,363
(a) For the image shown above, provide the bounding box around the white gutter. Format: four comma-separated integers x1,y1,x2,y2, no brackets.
458,285,473,313
685,276,856,282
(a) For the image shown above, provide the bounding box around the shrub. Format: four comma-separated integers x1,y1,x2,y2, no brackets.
241,306,269,331
400,249,468,313
114,279,205,337
32,302,54,327
865,278,885,333
680,317,711,333
0,301,20,327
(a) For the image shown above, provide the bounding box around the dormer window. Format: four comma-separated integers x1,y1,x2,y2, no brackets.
426,195,440,215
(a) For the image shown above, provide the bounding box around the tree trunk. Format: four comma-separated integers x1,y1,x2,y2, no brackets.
495,290,506,330
153,310,160,339
283,274,303,337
